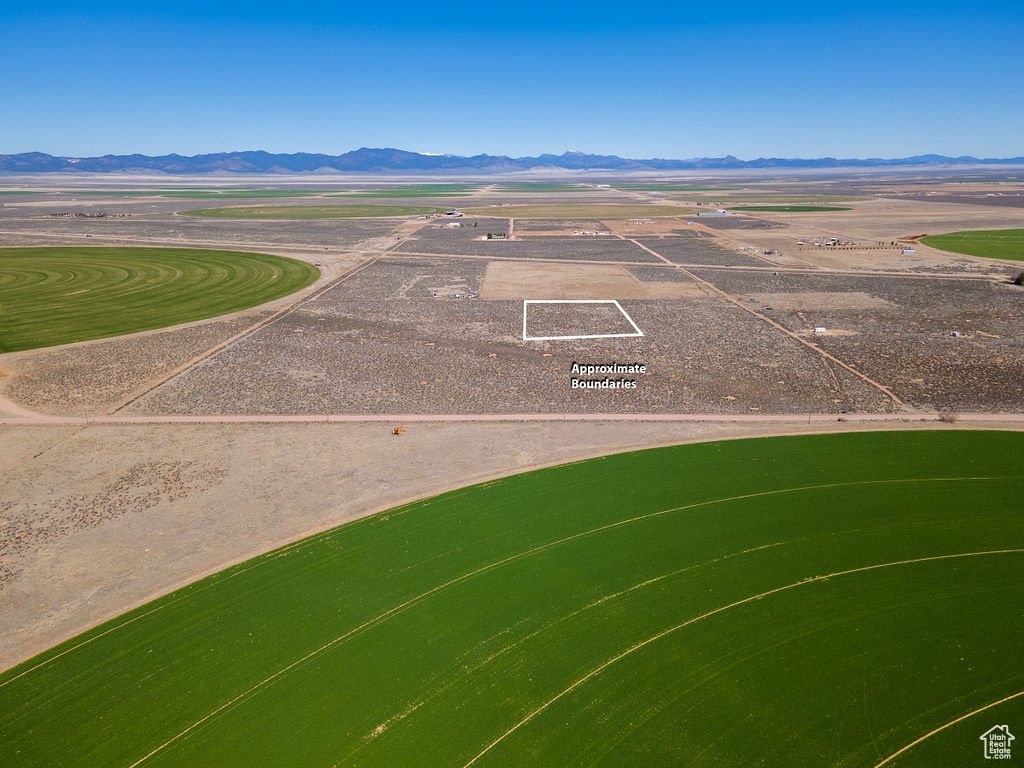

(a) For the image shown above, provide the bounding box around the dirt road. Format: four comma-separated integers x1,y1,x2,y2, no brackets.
3,405,1024,426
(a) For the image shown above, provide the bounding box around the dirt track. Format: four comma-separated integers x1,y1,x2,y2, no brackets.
3,404,1024,426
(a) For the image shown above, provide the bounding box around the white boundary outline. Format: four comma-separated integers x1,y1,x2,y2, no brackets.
522,299,644,341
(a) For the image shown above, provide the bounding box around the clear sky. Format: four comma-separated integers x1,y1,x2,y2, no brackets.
2,0,1022,159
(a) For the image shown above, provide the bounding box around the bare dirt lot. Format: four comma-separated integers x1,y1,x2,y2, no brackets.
634,233,768,266
748,291,896,311
479,261,704,300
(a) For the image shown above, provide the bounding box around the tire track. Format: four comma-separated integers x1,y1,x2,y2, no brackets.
463,548,1024,767
627,237,907,409
873,689,1024,767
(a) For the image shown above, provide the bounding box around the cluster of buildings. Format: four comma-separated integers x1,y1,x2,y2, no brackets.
432,291,478,300
47,211,129,219
797,237,854,247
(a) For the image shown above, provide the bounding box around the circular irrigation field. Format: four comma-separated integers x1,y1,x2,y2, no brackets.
0,247,319,352
1,431,1022,767
922,228,1024,262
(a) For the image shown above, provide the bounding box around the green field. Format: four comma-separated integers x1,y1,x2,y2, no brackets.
729,204,853,212
329,184,482,198
0,247,319,352
922,229,1024,262
56,186,482,199
463,203,695,218
70,189,334,199
180,204,445,218
158,189,330,198
492,183,595,192
2,431,1021,767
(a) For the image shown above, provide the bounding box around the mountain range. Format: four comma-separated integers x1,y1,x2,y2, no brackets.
2,149,1023,174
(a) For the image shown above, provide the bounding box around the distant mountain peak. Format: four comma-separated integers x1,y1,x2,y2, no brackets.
1,149,1022,174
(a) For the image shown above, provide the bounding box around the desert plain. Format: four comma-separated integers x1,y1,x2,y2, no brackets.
2,170,1022,669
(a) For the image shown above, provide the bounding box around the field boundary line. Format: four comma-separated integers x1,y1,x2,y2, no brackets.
873,689,1024,767
108,258,380,414
627,238,908,409
462,548,1024,767
119,476,1006,768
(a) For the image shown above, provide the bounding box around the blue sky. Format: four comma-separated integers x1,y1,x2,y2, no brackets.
2,1,1022,158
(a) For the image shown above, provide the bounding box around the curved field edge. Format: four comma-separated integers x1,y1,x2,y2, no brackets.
1,430,1022,767
0,246,320,352
177,204,446,218
921,229,1024,262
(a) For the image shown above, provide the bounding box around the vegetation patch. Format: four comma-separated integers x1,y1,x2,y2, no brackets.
67,189,476,199
157,189,330,198
922,229,1024,262
66,189,333,198
1,431,1021,767
0,246,319,352
728,205,853,212
178,205,446,219
329,184,482,198
463,204,695,218
493,183,597,192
